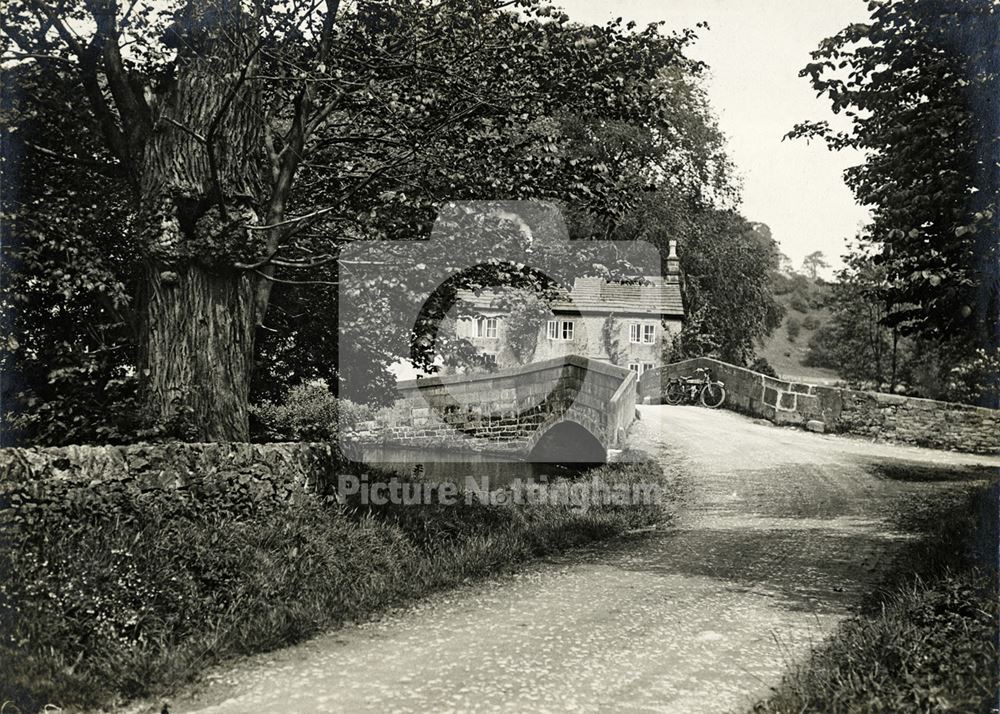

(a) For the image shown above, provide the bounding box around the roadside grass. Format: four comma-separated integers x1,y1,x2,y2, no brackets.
752,478,999,714
0,457,672,712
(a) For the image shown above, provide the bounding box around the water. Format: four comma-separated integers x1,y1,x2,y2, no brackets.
349,445,580,489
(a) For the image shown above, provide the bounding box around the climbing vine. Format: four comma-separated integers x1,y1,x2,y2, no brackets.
601,314,628,366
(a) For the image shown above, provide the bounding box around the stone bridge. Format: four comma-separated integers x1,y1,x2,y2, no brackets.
346,355,637,463
638,357,999,455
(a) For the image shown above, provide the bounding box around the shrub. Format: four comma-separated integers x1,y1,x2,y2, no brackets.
803,326,839,369
789,294,809,313
771,273,794,296
786,317,801,342
748,357,779,378
944,347,1000,407
808,286,829,309
802,315,821,331
251,383,373,441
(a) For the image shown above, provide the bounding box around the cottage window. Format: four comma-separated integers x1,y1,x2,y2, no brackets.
629,323,641,343
642,324,656,343
628,363,641,374
547,319,574,341
643,362,654,373
476,317,498,339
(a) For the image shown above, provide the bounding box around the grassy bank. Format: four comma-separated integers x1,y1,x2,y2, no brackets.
1,458,672,712
752,478,999,714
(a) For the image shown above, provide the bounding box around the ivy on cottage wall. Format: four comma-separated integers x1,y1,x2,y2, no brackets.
493,292,552,365
602,315,628,366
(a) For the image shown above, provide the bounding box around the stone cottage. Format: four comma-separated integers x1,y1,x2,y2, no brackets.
446,241,685,376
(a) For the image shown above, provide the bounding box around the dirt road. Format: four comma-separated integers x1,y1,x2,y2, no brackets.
170,406,999,714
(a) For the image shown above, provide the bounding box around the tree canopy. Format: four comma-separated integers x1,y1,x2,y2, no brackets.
788,0,999,356
2,0,777,442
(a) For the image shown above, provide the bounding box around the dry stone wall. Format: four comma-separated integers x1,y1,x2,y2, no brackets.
0,441,343,503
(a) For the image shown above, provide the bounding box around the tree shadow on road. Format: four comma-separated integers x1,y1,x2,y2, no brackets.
867,458,998,483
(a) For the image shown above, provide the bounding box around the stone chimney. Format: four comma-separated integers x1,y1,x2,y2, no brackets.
666,239,681,275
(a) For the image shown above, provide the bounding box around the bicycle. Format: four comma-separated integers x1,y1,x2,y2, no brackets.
663,367,726,408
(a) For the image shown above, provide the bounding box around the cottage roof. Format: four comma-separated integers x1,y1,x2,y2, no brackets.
456,275,684,317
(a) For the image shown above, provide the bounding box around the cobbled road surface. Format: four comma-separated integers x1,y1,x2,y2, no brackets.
167,405,999,714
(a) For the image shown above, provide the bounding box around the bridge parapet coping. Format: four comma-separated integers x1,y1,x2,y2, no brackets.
638,357,999,455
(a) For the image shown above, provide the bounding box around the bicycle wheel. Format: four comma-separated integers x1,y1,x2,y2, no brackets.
700,382,726,408
665,381,685,405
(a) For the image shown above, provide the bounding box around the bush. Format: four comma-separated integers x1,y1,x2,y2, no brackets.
807,287,829,309
0,460,671,711
789,294,809,313
786,317,801,342
944,347,1000,407
771,273,795,296
802,326,839,369
251,383,373,441
748,357,779,378
802,315,821,331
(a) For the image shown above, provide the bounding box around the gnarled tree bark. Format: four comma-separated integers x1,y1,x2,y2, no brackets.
135,2,265,441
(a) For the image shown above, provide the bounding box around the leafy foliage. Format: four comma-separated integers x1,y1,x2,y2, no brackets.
584,190,783,365
789,294,809,313
601,315,628,366
0,63,142,445
748,357,779,379
788,0,999,400
1,0,751,438
803,249,1000,402
786,317,801,342
493,291,551,365
250,382,372,442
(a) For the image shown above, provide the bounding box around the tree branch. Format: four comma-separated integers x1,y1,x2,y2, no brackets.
85,0,150,148
24,140,126,176
21,0,136,179
254,0,342,321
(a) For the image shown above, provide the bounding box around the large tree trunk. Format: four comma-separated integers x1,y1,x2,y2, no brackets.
138,265,256,440
136,3,265,441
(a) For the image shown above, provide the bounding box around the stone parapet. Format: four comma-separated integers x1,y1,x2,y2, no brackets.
638,358,999,455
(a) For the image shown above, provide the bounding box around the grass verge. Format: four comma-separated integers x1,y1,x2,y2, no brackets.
752,479,999,714
1,457,672,712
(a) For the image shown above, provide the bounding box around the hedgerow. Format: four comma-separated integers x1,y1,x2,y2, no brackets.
0,459,670,711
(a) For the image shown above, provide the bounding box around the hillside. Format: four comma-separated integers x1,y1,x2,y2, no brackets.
756,273,841,385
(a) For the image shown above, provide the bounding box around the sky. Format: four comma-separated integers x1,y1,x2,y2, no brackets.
557,0,874,275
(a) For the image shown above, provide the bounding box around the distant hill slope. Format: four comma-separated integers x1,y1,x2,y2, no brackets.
756,273,841,385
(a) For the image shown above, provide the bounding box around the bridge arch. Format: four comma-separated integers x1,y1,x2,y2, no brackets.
527,419,606,464
359,355,636,462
